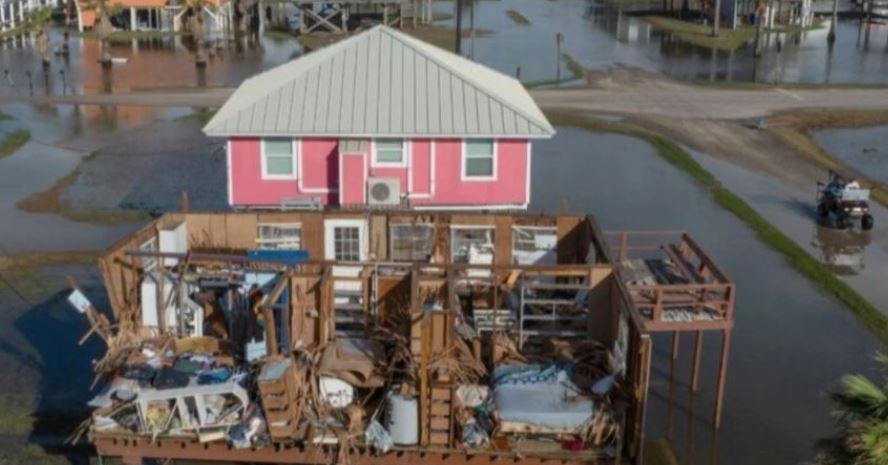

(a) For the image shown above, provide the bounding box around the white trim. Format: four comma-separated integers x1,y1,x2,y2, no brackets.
524,141,531,206
256,222,303,249
324,219,369,262
407,139,433,200
260,138,299,180
371,138,409,168
297,139,337,194
461,139,497,182
413,204,527,211
338,149,344,205
226,140,233,207
206,131,554,140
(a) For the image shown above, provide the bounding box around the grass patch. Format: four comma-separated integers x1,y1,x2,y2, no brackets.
549,111,888,347
297,26,492,52
768,111,888,210
765,17,825,32
0,129,31,159
264,27,295,43
177,109,217,124
16,151,150,225
0,251,100,273
0,111,13,121
506,9,531,25
71,29,188,43
642,16,756,50
523,53,585,88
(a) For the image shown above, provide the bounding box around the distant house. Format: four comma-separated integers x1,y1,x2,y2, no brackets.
203,25,555,210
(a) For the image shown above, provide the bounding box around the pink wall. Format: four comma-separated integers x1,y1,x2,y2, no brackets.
229,138,338,206
340,154,366,205
412,139,528,207
229,137,529,208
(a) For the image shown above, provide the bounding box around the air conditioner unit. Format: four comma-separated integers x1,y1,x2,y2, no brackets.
367,177,401,206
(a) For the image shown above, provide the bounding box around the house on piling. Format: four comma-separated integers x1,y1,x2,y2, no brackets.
202,25,555,210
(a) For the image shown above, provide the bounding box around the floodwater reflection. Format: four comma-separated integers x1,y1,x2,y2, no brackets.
811,225,871,276
0,27,301,97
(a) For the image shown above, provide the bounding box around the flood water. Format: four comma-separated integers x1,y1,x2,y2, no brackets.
0,28,300,96
441,0,888,84
531,126,882,465
813,126,888,185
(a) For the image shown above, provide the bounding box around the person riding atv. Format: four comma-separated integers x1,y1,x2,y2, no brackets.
817,170,875,231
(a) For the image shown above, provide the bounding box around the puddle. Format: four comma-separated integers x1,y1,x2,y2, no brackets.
813,126,888,184
436,0,888,84
531,126,881,465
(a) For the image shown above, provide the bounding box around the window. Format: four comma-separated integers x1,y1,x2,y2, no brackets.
257,223,302,250
373,139,406,166
390,224,434,262
140,237,158,271
334,227,361,262
512,226,557,265
463,139,495,179
451,226,494,263
262,139,297,178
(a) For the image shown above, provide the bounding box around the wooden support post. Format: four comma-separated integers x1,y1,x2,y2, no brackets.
714,329,731,428
691,330,703,392
264,306,278,357
671,331,679,361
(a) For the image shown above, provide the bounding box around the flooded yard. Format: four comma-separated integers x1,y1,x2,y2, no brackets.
439,0,888,84
531,126,881,465
813,125,888,185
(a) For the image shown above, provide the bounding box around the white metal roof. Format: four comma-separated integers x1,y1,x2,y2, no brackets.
203,25,555,139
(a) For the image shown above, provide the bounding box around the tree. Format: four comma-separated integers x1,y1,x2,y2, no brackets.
184,0,213,66
29,8,54,73
820,353,888,465
82,0,123,65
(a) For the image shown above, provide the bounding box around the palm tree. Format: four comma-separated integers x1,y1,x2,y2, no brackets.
29,8,54,73
819,353,888,465
184,0,213,66
82,0,122,65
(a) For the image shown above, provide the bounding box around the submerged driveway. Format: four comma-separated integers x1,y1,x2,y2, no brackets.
4,85,888,119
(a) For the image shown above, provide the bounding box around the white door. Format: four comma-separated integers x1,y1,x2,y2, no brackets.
324,219,369,279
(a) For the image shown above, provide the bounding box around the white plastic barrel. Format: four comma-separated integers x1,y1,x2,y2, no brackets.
387,393,418,445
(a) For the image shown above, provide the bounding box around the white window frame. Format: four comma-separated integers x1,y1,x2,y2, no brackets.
461,139,497,181
450,225,495,263
256,222,302,250
261,138,299,180
389,223,435,262
372,138,409,168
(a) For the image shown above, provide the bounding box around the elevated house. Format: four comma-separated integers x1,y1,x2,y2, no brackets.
203,25,555,210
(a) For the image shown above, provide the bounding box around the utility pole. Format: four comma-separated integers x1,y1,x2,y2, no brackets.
712,0,721,36
827,0,838,43
454,0,462,54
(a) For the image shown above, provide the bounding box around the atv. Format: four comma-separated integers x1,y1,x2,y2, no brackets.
817,169,874,231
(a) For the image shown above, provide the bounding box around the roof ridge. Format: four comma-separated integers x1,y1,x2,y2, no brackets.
378,26,552,135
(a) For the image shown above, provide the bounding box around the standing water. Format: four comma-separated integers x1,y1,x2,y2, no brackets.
531,126,881,465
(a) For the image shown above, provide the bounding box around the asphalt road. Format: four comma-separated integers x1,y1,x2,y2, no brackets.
4,85,888,119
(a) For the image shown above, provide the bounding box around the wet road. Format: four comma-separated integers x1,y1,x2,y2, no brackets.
5,82,887,120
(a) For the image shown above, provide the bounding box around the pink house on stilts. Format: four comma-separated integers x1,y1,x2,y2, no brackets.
204,25,555,210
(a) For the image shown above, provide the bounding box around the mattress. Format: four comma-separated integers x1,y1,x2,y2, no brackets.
493,364,594,432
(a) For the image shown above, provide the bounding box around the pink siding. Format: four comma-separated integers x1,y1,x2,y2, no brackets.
229,138,338,207
340,154,366,205
412,139,528,207
228,137,529,208
410,140,432,195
